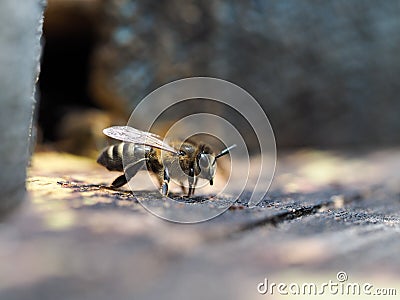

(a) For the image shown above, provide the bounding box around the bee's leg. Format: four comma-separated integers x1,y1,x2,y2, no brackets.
179,182,187,195
111,158,146,188
188,167,195,197
189,177,199,197
111,174,127,188
161,167,170,196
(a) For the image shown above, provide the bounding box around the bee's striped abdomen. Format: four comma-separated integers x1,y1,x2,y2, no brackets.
97,143,123,171
97,142,148,172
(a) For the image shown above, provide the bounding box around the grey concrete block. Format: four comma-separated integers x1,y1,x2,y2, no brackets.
0,0,45,216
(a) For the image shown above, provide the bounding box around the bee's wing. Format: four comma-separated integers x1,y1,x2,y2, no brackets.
103,126,180,155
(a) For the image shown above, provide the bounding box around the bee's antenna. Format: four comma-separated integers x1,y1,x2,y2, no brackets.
213,144,237,165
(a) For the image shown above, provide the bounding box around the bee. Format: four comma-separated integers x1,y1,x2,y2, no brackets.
97,126,236,197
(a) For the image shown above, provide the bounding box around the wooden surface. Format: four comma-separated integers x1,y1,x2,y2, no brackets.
1,149,400,299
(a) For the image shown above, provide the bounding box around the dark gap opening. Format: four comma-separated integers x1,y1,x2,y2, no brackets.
37,5,99,143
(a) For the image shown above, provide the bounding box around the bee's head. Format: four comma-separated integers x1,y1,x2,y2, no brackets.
197,144,236,185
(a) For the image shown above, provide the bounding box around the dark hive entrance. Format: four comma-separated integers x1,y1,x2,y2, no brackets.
38,1,100,143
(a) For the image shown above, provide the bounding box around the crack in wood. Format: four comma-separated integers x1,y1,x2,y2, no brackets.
230,191,364,235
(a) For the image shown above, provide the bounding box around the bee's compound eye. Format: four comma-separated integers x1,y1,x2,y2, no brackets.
199,154,210,169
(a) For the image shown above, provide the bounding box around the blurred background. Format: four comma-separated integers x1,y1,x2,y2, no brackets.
38,0,400,156
2,2,399,299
